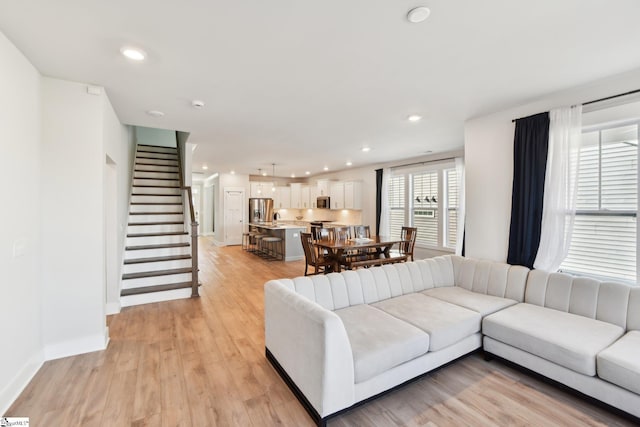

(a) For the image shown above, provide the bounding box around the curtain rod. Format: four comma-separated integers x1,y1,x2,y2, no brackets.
390,156,457,171
511,88,640,123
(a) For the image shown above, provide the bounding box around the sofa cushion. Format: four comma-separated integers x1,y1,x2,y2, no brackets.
422,287,517,316
372,294,481,352
597,330,640,394
483,303,624,376
334,304,430,383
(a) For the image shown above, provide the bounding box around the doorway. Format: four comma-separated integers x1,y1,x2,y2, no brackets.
224,188,245,245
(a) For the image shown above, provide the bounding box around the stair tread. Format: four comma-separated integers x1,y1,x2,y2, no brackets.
121,281,198,297
124,254,191,264
127,231,188,237
131,193,180,196
132,184,181,188
138,144,177,149
130,202,182,205
126,242,190,250
128,221,184,226
129,212,184,215
133,176,180,181
122,267,192,280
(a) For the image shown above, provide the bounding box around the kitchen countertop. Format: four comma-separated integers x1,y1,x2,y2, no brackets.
250,223,306,230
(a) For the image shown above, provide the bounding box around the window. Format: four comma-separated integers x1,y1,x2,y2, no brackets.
387,162,460,250
560,122,639,282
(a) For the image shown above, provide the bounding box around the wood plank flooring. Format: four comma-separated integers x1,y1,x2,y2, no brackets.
5,238,637,426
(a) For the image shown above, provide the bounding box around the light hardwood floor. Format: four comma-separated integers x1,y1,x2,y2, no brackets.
6,238,637,426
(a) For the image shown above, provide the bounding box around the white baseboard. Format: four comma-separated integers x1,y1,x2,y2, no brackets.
0,350,44,415
43,329,109,361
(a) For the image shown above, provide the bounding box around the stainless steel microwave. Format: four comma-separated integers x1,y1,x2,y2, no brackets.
317,196,330,209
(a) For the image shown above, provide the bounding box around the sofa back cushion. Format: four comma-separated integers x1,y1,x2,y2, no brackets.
450,256,528,302
627,287,640,331
524,270,633,330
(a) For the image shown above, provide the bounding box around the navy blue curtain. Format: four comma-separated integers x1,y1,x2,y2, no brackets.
507,112,550,268
375,169,383,235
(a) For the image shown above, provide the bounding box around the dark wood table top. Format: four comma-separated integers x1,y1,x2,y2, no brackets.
314,236,405,250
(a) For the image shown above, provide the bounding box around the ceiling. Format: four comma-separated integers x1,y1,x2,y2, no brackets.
2,1,640,177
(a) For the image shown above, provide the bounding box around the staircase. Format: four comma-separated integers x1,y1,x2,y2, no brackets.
120,143,199,307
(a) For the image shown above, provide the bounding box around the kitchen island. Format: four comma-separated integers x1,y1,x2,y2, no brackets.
249,223,306,261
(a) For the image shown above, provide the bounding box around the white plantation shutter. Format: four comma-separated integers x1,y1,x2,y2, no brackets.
446,168,458,248
560,123,638,282
412,172,438,246
388,175,405,240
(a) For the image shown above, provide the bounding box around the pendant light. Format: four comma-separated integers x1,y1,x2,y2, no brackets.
271,163,277,192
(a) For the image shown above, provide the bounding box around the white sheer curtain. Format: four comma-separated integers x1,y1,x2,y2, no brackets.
379,168,391,236
534,105,582,271
455,157,466,255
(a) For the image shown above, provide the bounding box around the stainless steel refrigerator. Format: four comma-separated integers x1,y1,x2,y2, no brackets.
249,198,274,224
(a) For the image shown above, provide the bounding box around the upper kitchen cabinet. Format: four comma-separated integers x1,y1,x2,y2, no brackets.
344,181,362,209
329,180,362,210
317,179,330,197
274,186,291,209
330,181,344,209
290,183,302,209
250,182,273,198
301,185,310,209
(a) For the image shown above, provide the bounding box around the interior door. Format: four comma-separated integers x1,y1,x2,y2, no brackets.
224,189,244,245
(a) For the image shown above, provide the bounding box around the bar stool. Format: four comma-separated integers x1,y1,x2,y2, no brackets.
261,236,284,260
242,232,253,251
252,233,266,254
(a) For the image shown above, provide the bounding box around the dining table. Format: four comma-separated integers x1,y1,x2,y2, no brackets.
314,235,407,272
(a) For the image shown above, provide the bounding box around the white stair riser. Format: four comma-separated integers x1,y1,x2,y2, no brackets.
132,187,181,196
125,246,191,259
126,234,189,246
134,171,180,180
128,224,185,234
128,214,184,223
122,272,192,289
136,158,178,167
131,195,182,203
130,204,183,213
121,288,192,308
137,145,177,154
133,178,180,187
135,164,179,173
123,259,192,275
136,152,178,160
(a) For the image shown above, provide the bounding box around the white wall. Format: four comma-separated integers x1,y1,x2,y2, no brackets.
464,68,640,262
40,78,110,359
0,31,44,415
134,126,176,147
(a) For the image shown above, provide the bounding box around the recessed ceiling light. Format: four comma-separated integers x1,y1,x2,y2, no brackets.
305,171,311,175
361,146,371,152
408,114,422,122
202,165,208,170
146,110,165,117
407,6,431,23
346,161,353,166
262,171,267,176
120,46,146,61
323,166,329,171
230,170,235,175
291,173,296,178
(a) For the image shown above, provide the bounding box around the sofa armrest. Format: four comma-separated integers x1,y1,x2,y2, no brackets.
264,280,355,417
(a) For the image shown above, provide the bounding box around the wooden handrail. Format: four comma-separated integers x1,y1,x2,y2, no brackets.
176,133,199,298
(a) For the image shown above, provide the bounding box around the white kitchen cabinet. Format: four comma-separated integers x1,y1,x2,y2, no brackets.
330,181,345,210
301,185,310,209
317,179,330,196
274,186,291,209
290,183,302,209
309,185,318,208
250,181,273,198
344,181,362,209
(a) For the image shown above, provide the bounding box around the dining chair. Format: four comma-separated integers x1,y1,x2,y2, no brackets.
398,226,417,261
300,232,332,275
333,226,351,241
352,225,371,238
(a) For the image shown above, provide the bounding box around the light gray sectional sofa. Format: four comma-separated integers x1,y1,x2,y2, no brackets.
264,255,640,426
